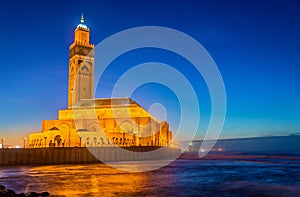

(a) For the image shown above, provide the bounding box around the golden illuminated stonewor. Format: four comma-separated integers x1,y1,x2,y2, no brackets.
29,15,172,148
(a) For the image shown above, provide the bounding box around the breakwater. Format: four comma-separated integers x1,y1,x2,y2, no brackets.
0,147,181,166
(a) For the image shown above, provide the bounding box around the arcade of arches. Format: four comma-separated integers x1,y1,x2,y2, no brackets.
29,98,172,148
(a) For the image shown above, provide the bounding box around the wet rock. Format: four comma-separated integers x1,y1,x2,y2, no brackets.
0,185,5,190
41,192,49,197
0,185,50,197
1,189,16,197
28,192,40,197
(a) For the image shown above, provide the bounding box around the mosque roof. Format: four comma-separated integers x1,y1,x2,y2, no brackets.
71,98,141,108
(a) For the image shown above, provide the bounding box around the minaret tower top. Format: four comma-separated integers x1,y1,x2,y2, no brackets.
70,13,93,48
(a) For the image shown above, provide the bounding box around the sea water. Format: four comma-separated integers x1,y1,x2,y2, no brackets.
0,152,299,196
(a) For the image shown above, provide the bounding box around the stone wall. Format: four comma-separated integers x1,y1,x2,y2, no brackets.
0,147,181,166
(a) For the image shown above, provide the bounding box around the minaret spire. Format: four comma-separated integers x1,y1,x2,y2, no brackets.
81,13,84,24
77,13,88,29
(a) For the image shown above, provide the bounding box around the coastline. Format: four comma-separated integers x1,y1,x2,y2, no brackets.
0,147,181,166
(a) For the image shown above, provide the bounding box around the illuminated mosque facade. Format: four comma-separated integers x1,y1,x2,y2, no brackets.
28,15,172,148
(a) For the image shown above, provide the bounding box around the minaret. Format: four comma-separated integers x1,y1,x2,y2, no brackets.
68,13,94,107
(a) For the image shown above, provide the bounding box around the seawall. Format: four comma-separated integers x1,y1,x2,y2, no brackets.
0,147,181,166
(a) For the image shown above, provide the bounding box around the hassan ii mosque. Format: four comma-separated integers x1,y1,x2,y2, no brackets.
28,15,173,148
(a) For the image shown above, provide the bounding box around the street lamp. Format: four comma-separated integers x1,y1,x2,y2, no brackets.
44,136,47,148
23,138,27,149
94,137,97,147
1,138,4,149
123,132,125,146
79,137,82,147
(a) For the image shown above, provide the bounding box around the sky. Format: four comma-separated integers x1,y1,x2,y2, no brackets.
0,0,300,146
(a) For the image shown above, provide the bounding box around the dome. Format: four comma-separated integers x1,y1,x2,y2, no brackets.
77,23,87,29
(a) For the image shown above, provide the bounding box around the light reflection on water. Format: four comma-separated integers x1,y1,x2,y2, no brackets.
0,163,163,196
0,154,300,196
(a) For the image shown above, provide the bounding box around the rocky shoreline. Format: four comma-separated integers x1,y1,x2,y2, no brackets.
0,185,49,197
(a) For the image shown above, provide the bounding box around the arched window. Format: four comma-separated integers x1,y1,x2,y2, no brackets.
81,65,89,74
71,66,74,74
54,135,62,147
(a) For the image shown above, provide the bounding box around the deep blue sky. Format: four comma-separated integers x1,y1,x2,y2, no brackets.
0,0,300,146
